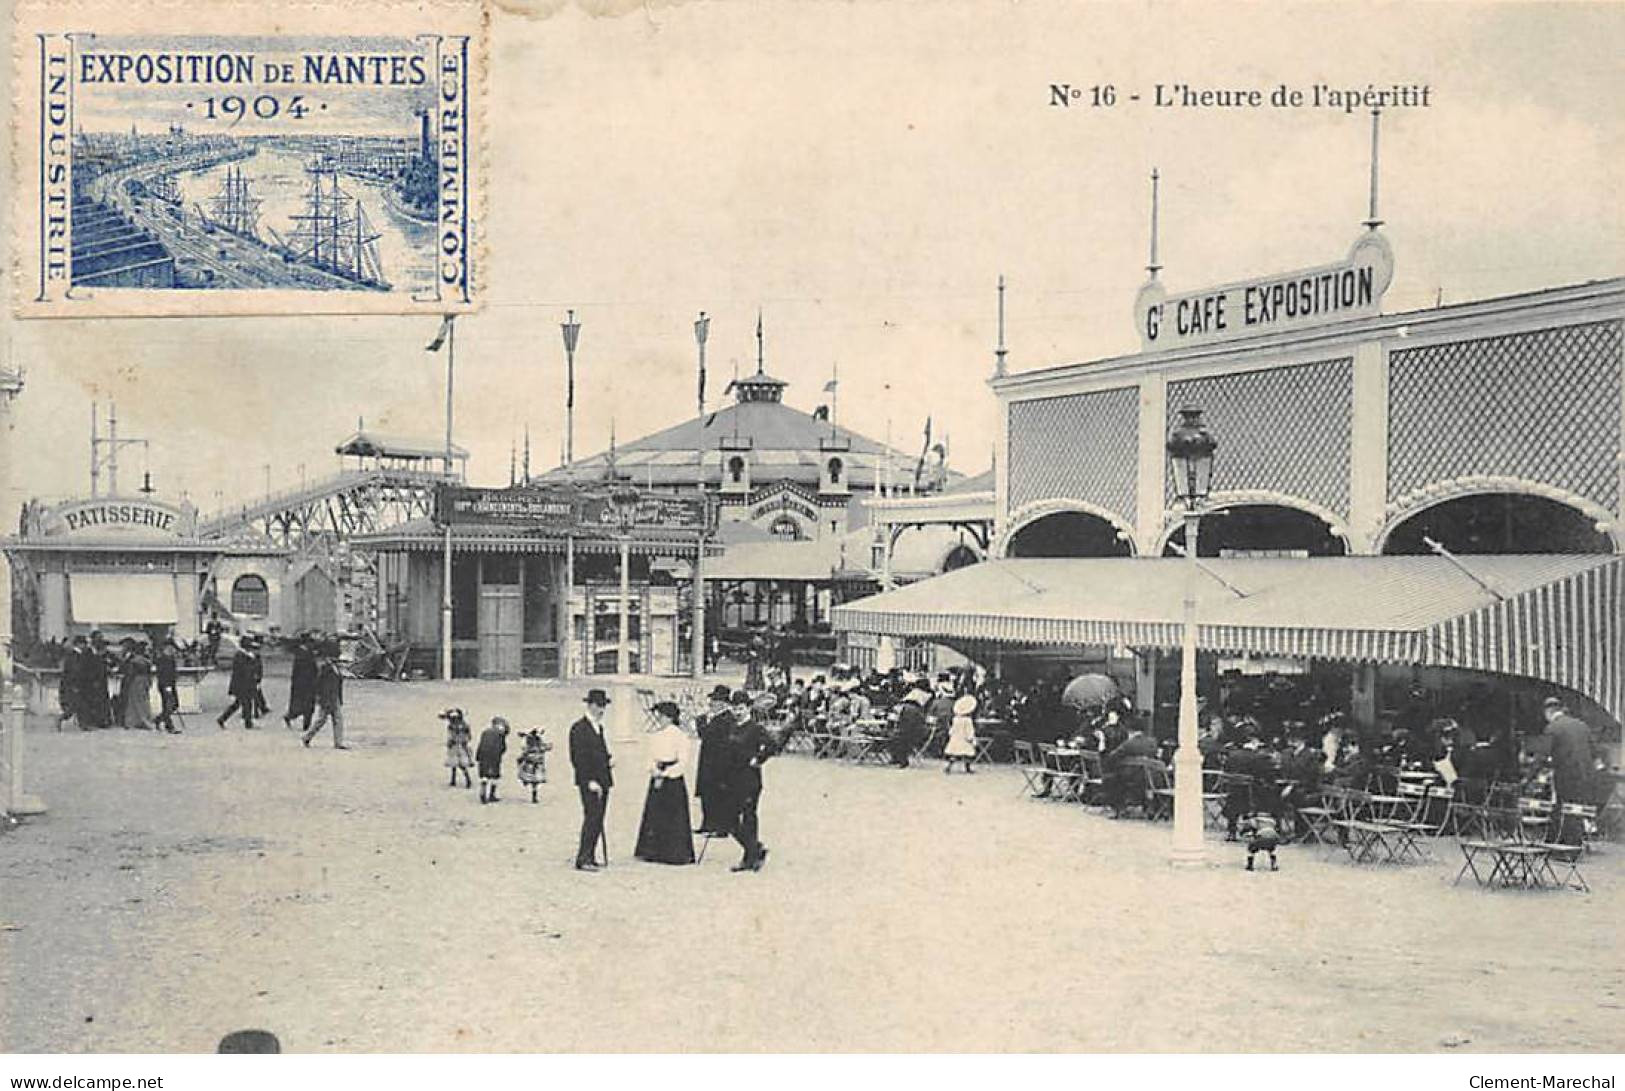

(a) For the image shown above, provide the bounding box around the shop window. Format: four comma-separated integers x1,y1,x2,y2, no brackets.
230,574,269,616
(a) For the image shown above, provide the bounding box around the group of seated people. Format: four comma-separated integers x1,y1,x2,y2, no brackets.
740,663,1614,848
749,663,995,767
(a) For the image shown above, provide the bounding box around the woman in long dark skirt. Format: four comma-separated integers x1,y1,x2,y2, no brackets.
283,636,319,732
635,701,696,865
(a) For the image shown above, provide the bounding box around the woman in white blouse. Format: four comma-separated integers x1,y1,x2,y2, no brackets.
634,701,697,865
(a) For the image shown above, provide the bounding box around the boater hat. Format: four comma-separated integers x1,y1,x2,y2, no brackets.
584,688,612,707
954,694,978,716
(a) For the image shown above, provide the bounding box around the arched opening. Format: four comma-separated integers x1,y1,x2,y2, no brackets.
1007,511,1134,558
826,457,843,485
1163,504,1347,557
942,543,981,572
230,573,270,616
1383,493,1614,555
768,515,803,540
727,456,746,484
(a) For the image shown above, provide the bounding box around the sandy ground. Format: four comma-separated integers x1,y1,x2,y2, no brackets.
2,670,1623,1053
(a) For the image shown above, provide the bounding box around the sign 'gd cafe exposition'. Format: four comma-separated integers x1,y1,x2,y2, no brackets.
1135,231,1395,352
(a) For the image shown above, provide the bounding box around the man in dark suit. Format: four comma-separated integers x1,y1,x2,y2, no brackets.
1102,721,1158,817
694,684,735,834
570,689,615,871
217,635,262,729
154,639,181,734
1542,696,1595,845
56,635,86,729
725,689,775,872
1279,733,1325,836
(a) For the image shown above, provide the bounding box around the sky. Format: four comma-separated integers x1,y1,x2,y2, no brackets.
6,0,1623,514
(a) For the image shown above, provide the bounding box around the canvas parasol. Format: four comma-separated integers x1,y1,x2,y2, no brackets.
1060,672,1120,710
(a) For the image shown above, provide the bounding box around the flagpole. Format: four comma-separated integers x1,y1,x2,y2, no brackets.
831,360,839,438
441,315,456,683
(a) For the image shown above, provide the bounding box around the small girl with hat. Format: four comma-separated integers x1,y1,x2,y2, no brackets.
441,708,474,789
516,727,554,803
944,693,979,774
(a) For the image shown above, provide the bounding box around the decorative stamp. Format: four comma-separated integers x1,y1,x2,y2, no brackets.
13,1,485,317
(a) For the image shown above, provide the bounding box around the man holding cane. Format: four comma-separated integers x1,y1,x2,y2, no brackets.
570,689,615,871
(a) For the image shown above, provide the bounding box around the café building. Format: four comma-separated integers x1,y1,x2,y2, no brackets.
835,216,1624,744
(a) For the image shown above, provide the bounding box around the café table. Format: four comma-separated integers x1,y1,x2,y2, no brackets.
1336,819,1426,864
1454,840,1554,890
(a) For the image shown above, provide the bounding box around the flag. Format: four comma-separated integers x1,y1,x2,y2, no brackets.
425,314,453,352
823,378,838,394
913,416,932,488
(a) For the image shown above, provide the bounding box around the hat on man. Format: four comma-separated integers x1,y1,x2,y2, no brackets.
584,688,612,707
1542,696,1565,712
905,688,931,706
953,694,978,716
729,689,752,706
652,701,681,724
437,707,465,721
708,683,733,703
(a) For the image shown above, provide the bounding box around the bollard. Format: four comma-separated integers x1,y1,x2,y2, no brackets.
5,695,46,817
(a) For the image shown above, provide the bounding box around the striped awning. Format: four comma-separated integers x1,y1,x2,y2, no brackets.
830,554,1625,723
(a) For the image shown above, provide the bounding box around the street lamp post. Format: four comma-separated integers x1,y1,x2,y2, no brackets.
611,484,640,676
1166,406,1217,866
692,312,710,679
561,310,581,469
1,366,44,817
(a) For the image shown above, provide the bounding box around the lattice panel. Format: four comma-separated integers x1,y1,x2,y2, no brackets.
1388,320,1622,509
1007,387,1139,520
1166,358,1353,515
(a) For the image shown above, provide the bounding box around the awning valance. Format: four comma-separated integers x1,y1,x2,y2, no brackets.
68,572,179,624
831,555,1625,723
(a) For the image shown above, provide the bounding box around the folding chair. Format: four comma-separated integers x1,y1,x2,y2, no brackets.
1078,749,1106,807
1109,757,1166,820
1038,744,1085,803
1557,802,1600,853
1518,796,1555,844
1291,784,1340,846
635,687,664,731
1534,839,1590,892
1012,740,1046,798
